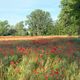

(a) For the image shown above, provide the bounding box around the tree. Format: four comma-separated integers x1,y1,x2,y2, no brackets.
57,0,80,35
71,0,80,35
7,25,16,36
26,9,54,36
0,20,10,36
15,21,26,36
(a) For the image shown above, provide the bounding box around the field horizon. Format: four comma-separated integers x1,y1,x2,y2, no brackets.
0,35,79,41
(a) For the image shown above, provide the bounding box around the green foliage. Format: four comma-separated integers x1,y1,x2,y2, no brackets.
7,26,17,36
56,0,80,35
0,20,10,36
0,38,80,79
15,21,27,36
26,9,54,36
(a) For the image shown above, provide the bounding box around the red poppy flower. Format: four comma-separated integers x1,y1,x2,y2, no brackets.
0,48,2,52
51,47,57,53
50,70,54,77
45,74,49,80
10,49,14,56
2,51,7,57
54,71,59,75
10,61,15,65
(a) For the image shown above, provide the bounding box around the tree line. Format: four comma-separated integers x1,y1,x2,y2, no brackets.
0,0,80,36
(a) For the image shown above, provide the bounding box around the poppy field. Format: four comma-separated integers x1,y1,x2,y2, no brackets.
0,36,80,80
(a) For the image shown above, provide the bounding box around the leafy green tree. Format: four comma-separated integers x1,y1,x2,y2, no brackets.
26,9,54,36
15,21,26,36
57,0,80,35
70,0,80,35
7,25,16,36
0,20,10,36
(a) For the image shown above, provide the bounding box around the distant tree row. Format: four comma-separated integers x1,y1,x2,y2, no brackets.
0,9,55,36
0,0,80,36
0,20,27,36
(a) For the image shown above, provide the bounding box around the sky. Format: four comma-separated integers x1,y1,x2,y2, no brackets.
0,0,61,25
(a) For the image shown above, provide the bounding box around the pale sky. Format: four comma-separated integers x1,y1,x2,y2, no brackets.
0,0,61,25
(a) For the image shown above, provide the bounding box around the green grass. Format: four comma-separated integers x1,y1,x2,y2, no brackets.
0,38,80,80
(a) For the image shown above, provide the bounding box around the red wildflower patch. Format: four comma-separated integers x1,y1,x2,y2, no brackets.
17,46,26,54
10,61,14,65
44,74,49,80
54,71,59,75
50,70,54,77
51,47,57,53
2,51,7,57
10,49,14,56
0,48,2,52
32,39,49,45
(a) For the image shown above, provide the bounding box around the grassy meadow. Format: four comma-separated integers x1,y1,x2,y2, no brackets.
0,36,80,80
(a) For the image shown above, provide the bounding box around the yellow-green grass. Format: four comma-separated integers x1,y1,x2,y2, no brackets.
0,37,80,80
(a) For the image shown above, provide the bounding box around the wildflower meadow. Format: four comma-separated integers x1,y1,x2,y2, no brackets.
0,36,80,80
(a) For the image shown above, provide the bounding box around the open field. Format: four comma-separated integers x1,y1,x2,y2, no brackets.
0,36,79,41
0,36,80,80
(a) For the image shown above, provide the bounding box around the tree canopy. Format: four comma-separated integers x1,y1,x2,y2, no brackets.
0,20,10,36
56,0,80,35
26,9,54,36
